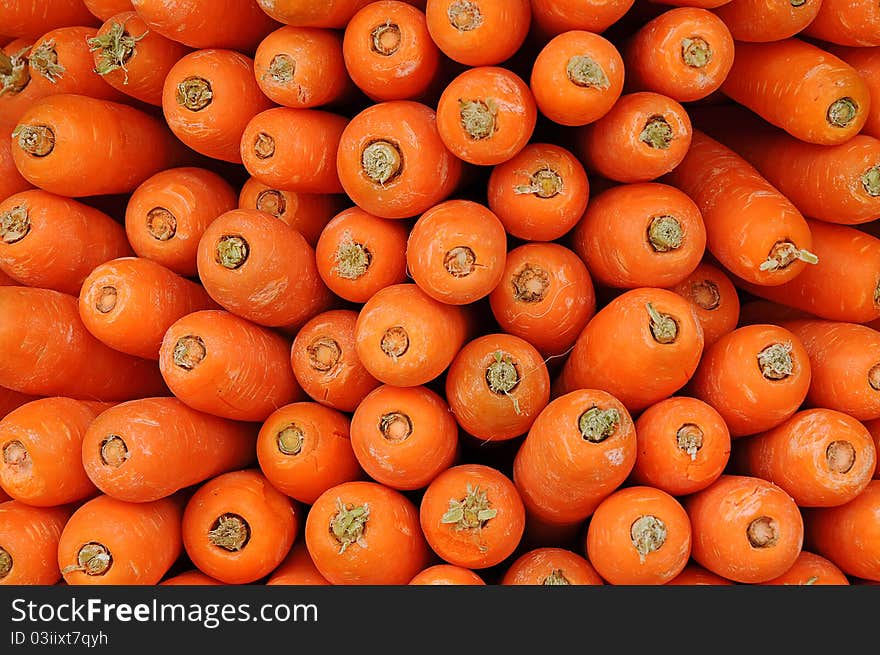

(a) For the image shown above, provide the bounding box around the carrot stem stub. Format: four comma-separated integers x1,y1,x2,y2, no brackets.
88,21,147,80
209,514,250,552
176,77,213,111
12,125,55,157
331,499,369,554
63,542,113,577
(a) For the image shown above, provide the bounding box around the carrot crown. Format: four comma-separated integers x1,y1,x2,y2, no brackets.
441,483,497,533
757,342,793,380
371,22,402,56
863,165,880,198
542,569,571,585
630,515,667,562
361,140,402,185
459,98,498,140
88,21,148,82
208,514,250,552
640,117,674,150
63,543,112,577
578,407,620,443
333,236,372,280
265,54,295,84
12,124,55,157
0,548,11,579
146,207,177,241
512,264,550,303
448,1,483,32
0,45,31,95
28,39,64,83
331,499,370,554
681,37,712,68
277,423,305,455
514,167,563,199
0,205,30,244
566,55,610,89
677,424,703,461
647,303,679,344
307,336,342,372
176,76,213,111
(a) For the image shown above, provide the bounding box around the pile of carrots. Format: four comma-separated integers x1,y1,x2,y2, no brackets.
2,0,880,588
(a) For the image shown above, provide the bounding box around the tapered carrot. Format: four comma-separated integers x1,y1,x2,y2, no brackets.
130,0,279,51
160,569,223,585
240,107,347,194
336,100,462,219
630,396,731,496
0,387,38,419
689,324,811,437
721,39,871,145
513,389,637,526
238,179,341,247
59,493,183,585
762,551,850,586
344,2,440,101
665,563,734,585
0,398,105,506
182,470,298,585
713,0,822,42
501,547,604,585
89,11,191,106
162,49,274,163
84,0,134,21
0,287,167,400
159,309,303,421
0,501,72,585
827,46,880,139
257,401,362,504
254,0,376,28
668,262,739,347
350,384,458,490
0,189,132,295
290,310,381,413
734,220,880,323
355,283,470,387
314,206,409,303
196,209,334,329
663,130,817,286
489,242,596,358
12,93,188,197
802,0,880,47
557,288,704,413
409,564,485,585
1,0,97,40
82,397,258,502
487,143,589,242
571,182,707,289
529,0,636,37
79,257,217,360
804,480,880,581
266,542,330,585
425,0,530,67
125,167,237,277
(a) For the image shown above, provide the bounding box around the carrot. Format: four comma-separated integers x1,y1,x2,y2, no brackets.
160,569,224,585
290,310,381,413
630,396,731,496
577,92,692,184
804,479,880,581
802,0,880,47
733,408,876,508
0,189,132,295
513,389,637,526
501,547,603,585
762,551,850,586
314,206,409,303
162,49,274,163
0,0,97,40
689,324,811,438
125,167,237,277
712,0,822,42
238,179,342,247
623,8,735,103
305,480,430,585
254,26,350,108
336,100,462,219
350,384,458,490
685,474,803,584
571,182,707,289
668,262,739,347
0,39,37,127
0,501,71,585
344,2,440,102
827,46,880,139
665,563,735,585
88,11,191,106
425,0,530,67
12,94,188,197
159,309,303,421
182,469,298,585
0,123,33,203
663,130,816,286
257,401,362,504
650,0,733,7
254,0,376,28
734,220,880,323
489,242,596,358
0,397,105,506
721,39,871,146
78,257,217,360
586,486,692,585
354,283,469,387
530,30,624,128
240,107,347,194
529,0,636,37
84,0,134,21
266,541,330,585
0,287,167,400
59,493,183,585
82,397,258,503
409,564,485,585
557,288,704,413
0,387,38,419
419,463,525,569
780,320,880,421
196,209,334,330
487,143,589,242
406,199,507,305
445,333,550,442
129,0,279,51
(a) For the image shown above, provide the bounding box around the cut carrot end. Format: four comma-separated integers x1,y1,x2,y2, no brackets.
88,20,147,82
255,189,287,217
566,55,610,89
827,98,858,128
330,499,370,554
681,37,712,69
361,140,403,185
0,548,11,580
100,435,129,468
215,235,249,269
689,280,720,311
646,303,679,344
307,336,342,372
862,166,880,198
459,99,497,140
630,515,667,563
486,352,520,395
2,440,29,470
176,76,213,111
267,54,295,84
826,440,856,474
0,205,30,244
333,237,372,280
69,542,113,576
379,412,413,443
12,124,55,157
441,483,497,535
757,342,794,380
760,241,816,272
371,22,402,56
640,116,674,150
208,514,251,552
0,46,31,96
146,207,177,241
676,424,704,462
514,167,563,199
747,517,779,548
869,363,880,391
381,326,410,360
512,264,550,303
277,424,305,456
578,407,620,443
29,39,64,83
444,245,477,278
789,0,807,5
448,0,483,32
647,215,684,253
95,286,118,314
253,132,276,160
173,335,207,370
542,569,571,585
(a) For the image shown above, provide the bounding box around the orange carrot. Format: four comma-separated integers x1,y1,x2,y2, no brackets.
802,0,880,46
0,189,132,295
82,397,257,502
0,501,72,585
668,262,740,347
665,563,734,585
713,0,822,42
827,46,880,139
84,0,134,21
0,387,38,419
266,541,330,585
254,0,377,28
409,564,485,585
1,0,97,40
0,124,32,203
762,551,850,586
501,547,604,585
425,0,530,67
160,569,224,585
529,0,636,37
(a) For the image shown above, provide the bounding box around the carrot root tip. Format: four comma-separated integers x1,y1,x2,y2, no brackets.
862,165,880,198
176,76,213,111
630,515,667,563
253,132,276,159
444,246,477,277
88,20,147,83
267,54,295,84
689,280,720,311
542,569,571,585
371,22,402,56
640,116,674,150
379,411,413,443
65,542,112,577
208,514,251,552
0,46,31,95
12,124,55,157
361,140,403,185
512,264,550,303
0,205,30,244
255,189,287,217
676,424,704,461
459,99,497,140
173,335,207,370
215,235,249,269
381,326,410,360
448,0,483,32
746,516,779,548
0,548,11,580
330,499,370,554
95,286,118,314
333,236,372,280
100,435,129,468
441,483,497,538
647,215,684,252
566,55,610,89
146,207,177,241
307,336,342,372
277,423,305,455
681,37,712,69
29,39,64,83
578,407,620,443
514,167,563,199
827,98,858,128
826,440,856,474
646,303,679,344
